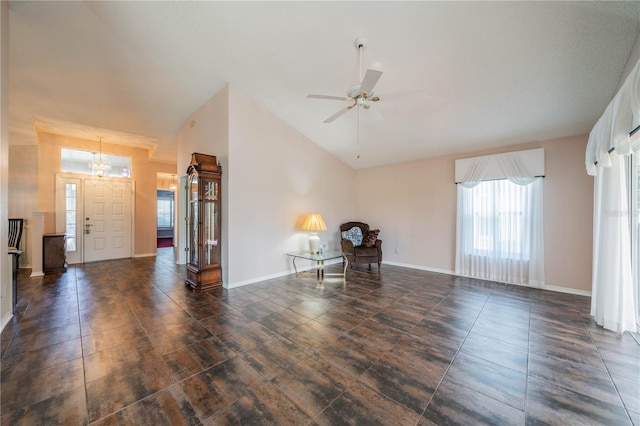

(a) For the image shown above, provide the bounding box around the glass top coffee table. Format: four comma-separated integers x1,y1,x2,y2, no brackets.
286,251,349,284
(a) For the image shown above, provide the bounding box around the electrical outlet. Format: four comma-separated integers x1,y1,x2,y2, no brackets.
394,248,399,254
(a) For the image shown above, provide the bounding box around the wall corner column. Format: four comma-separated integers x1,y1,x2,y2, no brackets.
30,212,47,277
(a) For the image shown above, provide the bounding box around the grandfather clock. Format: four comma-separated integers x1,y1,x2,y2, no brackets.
185,153,222,291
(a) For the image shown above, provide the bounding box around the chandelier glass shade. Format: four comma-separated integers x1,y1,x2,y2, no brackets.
89,137,111,177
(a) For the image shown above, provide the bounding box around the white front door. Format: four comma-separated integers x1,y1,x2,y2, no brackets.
84,179,133,262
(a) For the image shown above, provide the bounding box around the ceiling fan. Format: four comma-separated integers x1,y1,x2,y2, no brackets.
307,37,383,123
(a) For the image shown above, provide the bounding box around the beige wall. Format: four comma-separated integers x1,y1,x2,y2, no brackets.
355,157,457,272
177,84,356,287
227,86,356,285
8,146,38,267
36,132,176,257
1,0,10,327
176,85,230,273
356,135,594,293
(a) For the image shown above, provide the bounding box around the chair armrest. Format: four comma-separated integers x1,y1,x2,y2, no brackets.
341,239,354,254
375,239,383,259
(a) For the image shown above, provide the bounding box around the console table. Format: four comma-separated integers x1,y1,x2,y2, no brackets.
43,233,66,274
286,251,349,284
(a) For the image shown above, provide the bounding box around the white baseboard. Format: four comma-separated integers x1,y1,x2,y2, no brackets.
134,253,157,258
29,271,44,277
1,311,13,333
543,284,591,297
226,270,293,289
381,261,591,297
226,258,342,289
382,261,455,276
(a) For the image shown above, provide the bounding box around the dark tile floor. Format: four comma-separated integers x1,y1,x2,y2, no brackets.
1,248,639,425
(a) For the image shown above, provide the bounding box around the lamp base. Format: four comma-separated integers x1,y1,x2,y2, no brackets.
308,234,320,253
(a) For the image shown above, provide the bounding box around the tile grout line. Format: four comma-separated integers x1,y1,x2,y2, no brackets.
587,323,636,424
70,265,92,426
402,287,484,423
84,262,177,425
306,285,429,425
6,256,631,423
418,289,532,424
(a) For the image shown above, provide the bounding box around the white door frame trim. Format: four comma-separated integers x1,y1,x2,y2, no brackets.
54,174,135,263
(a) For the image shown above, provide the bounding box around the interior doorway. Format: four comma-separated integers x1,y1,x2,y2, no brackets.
157,189,175,248
156,172,178,251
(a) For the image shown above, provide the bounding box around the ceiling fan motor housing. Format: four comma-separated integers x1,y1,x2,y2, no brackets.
348,85,368,99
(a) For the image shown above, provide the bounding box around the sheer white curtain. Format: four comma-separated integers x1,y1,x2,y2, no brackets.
456,178,544,287
586,60,639,334
591,152,636,333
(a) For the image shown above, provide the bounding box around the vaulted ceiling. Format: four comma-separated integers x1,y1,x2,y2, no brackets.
8,1,640,168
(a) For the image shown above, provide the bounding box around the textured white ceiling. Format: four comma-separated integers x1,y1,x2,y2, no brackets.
8,1,640,169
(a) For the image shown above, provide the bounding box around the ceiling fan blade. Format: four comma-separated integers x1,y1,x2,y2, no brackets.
307,94,351,101
360,69,383,94
323,106,351,123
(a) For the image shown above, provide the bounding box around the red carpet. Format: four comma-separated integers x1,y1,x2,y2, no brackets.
157,237,173,248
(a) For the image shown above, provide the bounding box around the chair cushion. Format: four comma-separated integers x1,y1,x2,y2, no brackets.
362,229,380,248
341,226,363,246
354,246,378,257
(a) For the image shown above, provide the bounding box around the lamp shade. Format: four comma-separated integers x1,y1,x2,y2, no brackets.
301,214,327,232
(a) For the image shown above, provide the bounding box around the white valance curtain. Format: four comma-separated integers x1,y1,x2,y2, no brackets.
586,60,640,173
586,60,640,334
455,148,545,186
455,149,544,287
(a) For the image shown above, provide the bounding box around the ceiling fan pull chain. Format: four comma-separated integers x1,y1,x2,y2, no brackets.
356,105,361,160
357,107,360,145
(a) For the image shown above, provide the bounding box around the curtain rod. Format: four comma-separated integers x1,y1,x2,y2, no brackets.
593,125,640,165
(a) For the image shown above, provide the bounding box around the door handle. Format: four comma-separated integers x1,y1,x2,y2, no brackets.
85,218,93,234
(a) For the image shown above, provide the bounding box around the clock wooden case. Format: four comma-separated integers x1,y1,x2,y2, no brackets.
185,153,223,291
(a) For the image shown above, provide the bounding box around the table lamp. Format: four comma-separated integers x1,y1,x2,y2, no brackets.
301,213,327,253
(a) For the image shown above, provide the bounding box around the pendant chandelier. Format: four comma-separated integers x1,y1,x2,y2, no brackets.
89,136,111,177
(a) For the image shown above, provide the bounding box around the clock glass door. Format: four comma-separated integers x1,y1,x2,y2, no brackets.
188,173,199,266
